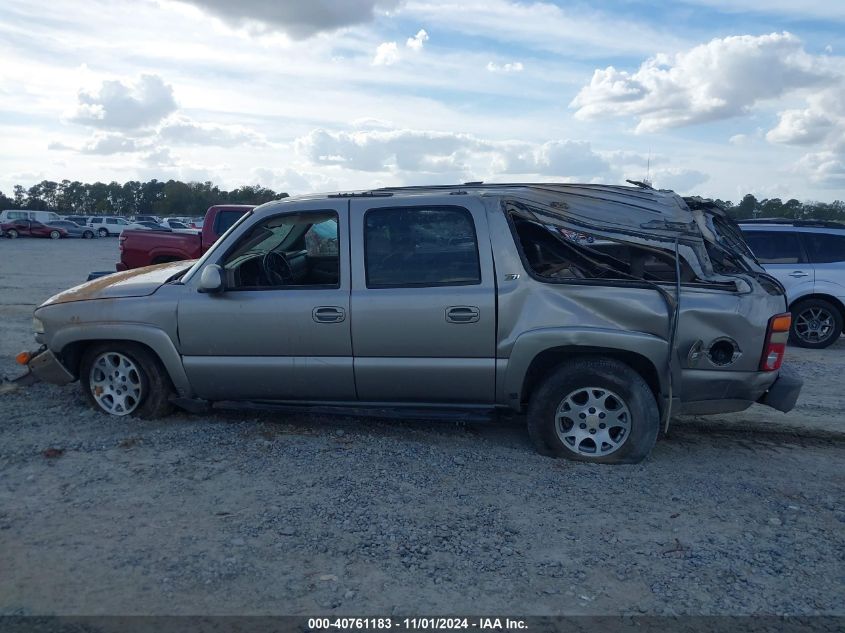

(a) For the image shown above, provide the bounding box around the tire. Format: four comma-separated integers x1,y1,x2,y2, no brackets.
49,230,60,239
790,298,843,349
98,227,109,237
83,230,94,239
80,342,174,419
7,229,18,239
526,357,660,464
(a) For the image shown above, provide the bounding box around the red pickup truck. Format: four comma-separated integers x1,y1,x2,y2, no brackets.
117,205,253,271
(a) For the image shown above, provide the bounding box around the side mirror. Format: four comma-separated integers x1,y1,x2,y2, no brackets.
198,264,225,294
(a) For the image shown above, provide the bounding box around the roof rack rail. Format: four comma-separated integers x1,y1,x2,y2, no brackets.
739,218,845,228
327,191,393,198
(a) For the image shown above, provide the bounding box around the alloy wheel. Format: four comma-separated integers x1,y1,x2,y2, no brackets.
555,387,631,457
795,306,835,345
89,352,143,416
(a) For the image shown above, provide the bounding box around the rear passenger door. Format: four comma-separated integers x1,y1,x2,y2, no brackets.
799,231,845,297
742,230,813,301
349,198,496,403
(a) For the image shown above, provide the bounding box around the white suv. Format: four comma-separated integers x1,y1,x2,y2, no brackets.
741,220,845,348
88,216,131,237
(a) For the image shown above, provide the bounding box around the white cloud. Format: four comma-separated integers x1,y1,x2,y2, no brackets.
251,167,338,195
406,29,428,51
296,127,493,173
766,84,845,186
176,0,400,39
729,134,749,146
295,127,613,182
498,140,610,178
650,168,709,192
67,74,178,131
571,32,832,133
486,61,524,73
158,117,267,147
372,41,400,66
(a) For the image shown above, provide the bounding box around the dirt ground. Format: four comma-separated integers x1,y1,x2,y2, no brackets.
0,237,843,616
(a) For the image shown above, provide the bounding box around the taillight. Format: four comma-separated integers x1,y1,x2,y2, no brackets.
118,235,126,251
760,313,791,371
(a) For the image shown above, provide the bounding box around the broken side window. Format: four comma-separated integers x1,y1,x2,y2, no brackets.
507,202,699,284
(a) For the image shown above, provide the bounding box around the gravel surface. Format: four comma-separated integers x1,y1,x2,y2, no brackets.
1,237,843,616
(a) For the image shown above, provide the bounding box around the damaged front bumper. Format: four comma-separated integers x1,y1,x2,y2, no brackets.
4,346,76,387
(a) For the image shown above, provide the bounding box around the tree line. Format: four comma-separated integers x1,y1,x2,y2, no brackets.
1,179,843,222
0,180,287,218
703,194,844,222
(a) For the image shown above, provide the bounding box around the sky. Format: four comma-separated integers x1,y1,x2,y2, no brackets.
1,0,844,203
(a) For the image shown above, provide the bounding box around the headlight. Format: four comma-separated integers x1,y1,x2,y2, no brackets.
32,317,45,334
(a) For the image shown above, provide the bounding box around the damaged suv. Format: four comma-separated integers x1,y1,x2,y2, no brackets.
21,184,801,463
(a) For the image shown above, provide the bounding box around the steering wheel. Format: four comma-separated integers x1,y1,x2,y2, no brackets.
261,251,294,286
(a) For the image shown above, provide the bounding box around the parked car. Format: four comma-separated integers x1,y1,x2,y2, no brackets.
122,221,170,232
189,218,205,229
160,219,192,231
1,209,63,224
1,219,68,239
133,215,161,224
46,220,97,239
88,216,131,237
22,184,800,464
740,219,845,348
63,215,90,226
117,205,253,270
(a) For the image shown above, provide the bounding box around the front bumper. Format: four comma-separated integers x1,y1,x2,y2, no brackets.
757,364,803,413
26,347,75,386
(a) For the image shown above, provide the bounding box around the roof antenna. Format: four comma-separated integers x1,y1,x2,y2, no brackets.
643,148,653,188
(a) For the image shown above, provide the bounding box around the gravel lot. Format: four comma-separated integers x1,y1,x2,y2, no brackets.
1,237,843,616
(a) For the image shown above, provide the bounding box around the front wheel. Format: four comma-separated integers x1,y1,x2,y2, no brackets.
790,299,843,349
49,230,60,239
527,357,659,464
80,343,174,419
83,230,94,239
98,227,109,237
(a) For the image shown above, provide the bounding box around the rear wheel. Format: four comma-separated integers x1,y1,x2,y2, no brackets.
80,343,174,419
7,229,18,239
98,227,108,237
527,357,659,464
49,230,60,239
790,299,843,349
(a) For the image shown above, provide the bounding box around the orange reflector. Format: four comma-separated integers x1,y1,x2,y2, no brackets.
15,351,31,365
771,314,792,332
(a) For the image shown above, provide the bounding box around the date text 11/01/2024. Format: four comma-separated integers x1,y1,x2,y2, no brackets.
308,618,528,630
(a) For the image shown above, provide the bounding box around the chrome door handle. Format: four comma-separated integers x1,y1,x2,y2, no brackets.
788,271,809,278
445,306,480,323
312,306,346,323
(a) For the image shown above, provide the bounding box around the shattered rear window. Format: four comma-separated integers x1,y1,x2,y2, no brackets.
507,202,698,284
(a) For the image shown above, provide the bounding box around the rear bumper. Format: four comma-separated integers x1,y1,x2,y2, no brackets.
757,364,802,413
678,365,801,415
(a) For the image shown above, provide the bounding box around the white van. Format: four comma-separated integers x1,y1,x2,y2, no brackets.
0,209,63,224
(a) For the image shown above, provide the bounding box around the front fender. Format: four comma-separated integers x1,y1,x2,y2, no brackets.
49,323,192,398
498,327,669,408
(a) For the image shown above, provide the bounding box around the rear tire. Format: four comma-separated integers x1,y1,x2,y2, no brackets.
790,298,843,349
527,357,659,464
98,227,108,237
80,342,174,419
7,229,18,239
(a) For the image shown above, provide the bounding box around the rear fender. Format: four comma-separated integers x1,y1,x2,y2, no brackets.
499,327,669,409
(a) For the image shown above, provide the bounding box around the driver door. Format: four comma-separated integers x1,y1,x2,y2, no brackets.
177,200,353,401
